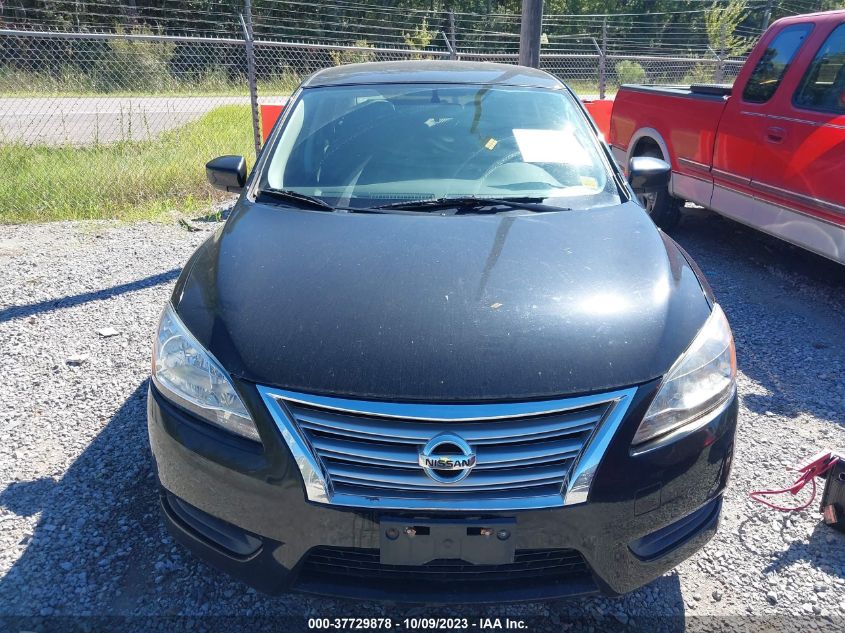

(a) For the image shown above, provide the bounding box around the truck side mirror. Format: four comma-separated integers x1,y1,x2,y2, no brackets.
206,155,247,193
628,156,671,194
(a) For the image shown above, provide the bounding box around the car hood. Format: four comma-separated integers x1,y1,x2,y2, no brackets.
174,201,711,401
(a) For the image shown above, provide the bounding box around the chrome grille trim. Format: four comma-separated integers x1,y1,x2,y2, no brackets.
294,407,600,443
257,386,637,511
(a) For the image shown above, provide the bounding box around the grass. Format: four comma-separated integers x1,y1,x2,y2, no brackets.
0,67,300,98
0,104,254,223
545,79,618,98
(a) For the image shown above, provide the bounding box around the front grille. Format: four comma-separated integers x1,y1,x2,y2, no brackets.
257,386,636,510
300,546,590,585
292,402,605,498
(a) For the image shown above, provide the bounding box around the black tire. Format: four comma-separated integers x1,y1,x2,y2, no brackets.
635,150,681,231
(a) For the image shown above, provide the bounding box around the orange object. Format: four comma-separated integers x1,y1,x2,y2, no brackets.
260,101,288,142
262,98,609,144
582,99,614,140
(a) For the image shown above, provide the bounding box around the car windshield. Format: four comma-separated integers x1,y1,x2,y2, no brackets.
262,82,621,211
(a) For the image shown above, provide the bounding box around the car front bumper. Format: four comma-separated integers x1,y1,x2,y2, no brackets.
147,379,737,603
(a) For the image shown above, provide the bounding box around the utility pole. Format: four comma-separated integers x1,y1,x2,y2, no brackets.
519,0,543,68
762,0,773,31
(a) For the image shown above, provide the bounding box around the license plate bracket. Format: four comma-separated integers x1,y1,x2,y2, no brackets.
379,517,516,566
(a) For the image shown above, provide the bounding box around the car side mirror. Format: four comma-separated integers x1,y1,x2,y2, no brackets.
628,156,671,194
206,155,247,193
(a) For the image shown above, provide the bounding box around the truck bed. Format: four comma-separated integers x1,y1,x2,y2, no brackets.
609,83,731,207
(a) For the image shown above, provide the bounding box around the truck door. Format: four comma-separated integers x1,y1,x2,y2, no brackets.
712,23,814,202
750,19,845,260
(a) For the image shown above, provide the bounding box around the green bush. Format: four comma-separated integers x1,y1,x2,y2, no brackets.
615,60,646,86
683,63,717,85
0,65,99,95
403,17,435,60
95,28,176,92
258,71,302,96
0,64,300,97
330,40,376,65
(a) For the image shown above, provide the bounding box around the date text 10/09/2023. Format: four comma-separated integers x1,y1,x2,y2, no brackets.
307,617,530,630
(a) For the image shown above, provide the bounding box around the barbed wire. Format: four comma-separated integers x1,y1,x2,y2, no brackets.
0,0,790,53
3,0,826,59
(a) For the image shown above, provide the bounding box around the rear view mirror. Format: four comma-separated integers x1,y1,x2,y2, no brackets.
206,155,247,193
628,156,671,194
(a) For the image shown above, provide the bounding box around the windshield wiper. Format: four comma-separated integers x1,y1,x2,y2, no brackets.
257,188,335,211
373,196,568,214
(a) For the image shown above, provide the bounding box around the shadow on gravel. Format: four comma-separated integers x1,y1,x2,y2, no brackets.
0,477,59,516
763,521,845,579
0,379,688,630
669,210,845,428
735,512,845,580
0,268,180,323
0,381,167,618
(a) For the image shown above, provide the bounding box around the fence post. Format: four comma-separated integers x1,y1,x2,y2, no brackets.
715,23,726,84
449,10,457,60
761,0,773,31
241,0,261,158
599,17,607,99
442,9,458,60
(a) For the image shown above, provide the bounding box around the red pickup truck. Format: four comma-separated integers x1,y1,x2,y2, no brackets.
609,10,845,264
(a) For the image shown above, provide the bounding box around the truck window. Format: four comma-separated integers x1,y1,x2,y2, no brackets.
743,24,813,103
793,23,845,114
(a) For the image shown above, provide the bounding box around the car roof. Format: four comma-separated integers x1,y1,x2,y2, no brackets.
301,60,565,90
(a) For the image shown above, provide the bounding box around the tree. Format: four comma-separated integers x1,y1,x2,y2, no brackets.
705,0,755,58
403,17,435,50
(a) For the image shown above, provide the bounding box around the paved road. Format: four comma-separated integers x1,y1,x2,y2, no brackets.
0,96,251,146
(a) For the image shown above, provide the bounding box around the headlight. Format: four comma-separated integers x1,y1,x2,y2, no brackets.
152,304,260,442
632,304,736,446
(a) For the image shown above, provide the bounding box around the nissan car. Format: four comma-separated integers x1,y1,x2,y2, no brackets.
147,61,738,602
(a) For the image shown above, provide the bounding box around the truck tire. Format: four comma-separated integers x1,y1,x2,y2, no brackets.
635,149,681,231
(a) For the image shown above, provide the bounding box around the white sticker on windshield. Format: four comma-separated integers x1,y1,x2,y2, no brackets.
512,128,592,165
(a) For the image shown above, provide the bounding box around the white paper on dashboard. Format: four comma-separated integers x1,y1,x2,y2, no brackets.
512,128,592,165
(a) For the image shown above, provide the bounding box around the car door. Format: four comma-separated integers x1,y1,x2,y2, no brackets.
751,19,845,232
712,22,814,199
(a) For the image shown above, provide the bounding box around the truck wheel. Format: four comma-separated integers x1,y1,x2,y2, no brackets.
637,189,680,231
635,151,681,231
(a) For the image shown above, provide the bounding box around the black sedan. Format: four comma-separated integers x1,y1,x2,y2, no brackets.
147,61,738,603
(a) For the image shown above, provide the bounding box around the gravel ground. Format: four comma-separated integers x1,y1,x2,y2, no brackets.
1,208,844,632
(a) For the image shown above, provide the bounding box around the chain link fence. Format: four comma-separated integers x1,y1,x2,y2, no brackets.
1,28,748,149
0,30,255,146
0,19,748,221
